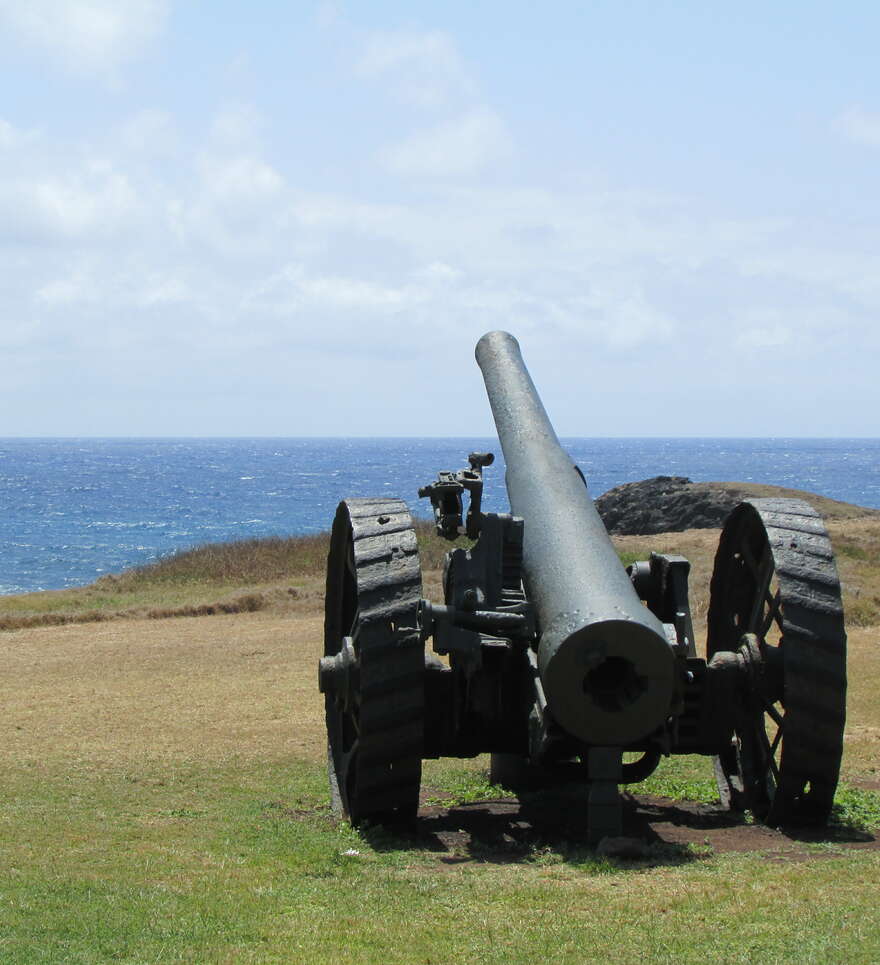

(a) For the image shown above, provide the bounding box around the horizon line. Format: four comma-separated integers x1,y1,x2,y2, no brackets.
1,434,880,441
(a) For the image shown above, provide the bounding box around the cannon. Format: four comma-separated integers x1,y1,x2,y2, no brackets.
319,331,847,841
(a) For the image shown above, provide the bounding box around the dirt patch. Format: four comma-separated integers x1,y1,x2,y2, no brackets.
379,791,879,864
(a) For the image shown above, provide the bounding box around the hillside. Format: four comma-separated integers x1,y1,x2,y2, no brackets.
1,481,878,633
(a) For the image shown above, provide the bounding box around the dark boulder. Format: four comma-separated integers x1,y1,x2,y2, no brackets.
595,476,742,535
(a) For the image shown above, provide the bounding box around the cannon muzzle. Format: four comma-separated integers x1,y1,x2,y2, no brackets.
475,330,674,745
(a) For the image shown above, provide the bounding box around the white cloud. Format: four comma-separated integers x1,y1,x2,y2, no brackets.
836,105,880,147
0,117,37,150
0,160,138,241
36,270,96,306
246,263,413,315
137,276,189,307
413,261,463,285
118,109,176,155
572,286,677,350
1,89,878,433
36,264,189,310
356,28,474,108
299,272,409,311
210,102,265,149
0,0,166,72
197,155,284,203
379,107,512,178
736,325,792,349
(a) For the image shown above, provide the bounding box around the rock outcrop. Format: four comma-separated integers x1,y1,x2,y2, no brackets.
595,476,742,535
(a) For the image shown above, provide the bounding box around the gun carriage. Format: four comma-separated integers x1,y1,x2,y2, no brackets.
319,331,847,841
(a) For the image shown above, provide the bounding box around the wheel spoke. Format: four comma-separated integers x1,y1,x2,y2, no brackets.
761,697,784,727
743,541,774,634
769,721,783,756
760,588,783,637
341,740,358,776
757,724,780,784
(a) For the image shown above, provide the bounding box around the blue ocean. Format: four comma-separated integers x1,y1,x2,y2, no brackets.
1,437,879,595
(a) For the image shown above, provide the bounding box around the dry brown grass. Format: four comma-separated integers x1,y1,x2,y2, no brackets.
829,517,880,627
843,625,880,781
0,612,326,769
0,520,455,632
0,591,269,632
690,481,880,521
2,521,877,786
1,489,876,786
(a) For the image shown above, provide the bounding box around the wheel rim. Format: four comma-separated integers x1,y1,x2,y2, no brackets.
322,498,424,823
708,498,847,825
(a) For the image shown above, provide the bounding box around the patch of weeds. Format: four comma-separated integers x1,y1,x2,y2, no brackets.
563,852,621,874
638,773,720,805
802,841,846,856
566,839,704,871
146,592,266,619
617,549,648,568
843,595,880,627
260,799,333,824
414,520,473,570
423,773,509,807
831,785,880,833
685,841,714,858
836,539,871,561
523,844,565,866
0,609,111,631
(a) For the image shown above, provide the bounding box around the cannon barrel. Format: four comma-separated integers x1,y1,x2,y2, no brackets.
475,331,674,745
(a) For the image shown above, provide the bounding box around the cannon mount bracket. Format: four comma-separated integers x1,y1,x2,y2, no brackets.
419,452,494,540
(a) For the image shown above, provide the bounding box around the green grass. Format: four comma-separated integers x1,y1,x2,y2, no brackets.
2,757,879,964
831,786,880,833
637,754,721,804
634,754,880,834
421,762,508,807
3,514,879,961
616,548,649,568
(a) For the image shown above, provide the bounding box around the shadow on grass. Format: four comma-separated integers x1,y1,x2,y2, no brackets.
358,785,877,866
361,788,702,867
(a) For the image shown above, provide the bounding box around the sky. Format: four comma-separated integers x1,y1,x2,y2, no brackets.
0,1,878,437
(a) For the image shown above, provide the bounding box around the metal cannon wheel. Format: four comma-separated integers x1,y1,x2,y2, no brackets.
320,498,424,824
707,498,847,825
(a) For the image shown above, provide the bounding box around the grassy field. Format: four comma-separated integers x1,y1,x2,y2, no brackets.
2,493,879,963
